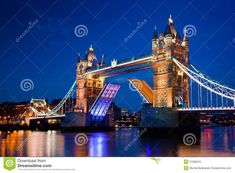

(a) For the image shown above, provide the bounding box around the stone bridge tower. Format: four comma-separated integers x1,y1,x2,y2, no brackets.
152,15,190,108
75,46,105,113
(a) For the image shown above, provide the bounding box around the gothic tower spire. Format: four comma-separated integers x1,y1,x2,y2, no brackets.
168,14,173,24
100,54,105,66
152,25,158,39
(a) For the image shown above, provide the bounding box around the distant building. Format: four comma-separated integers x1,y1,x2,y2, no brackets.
0,101,27,124
121,108,129,116
30,98,48,114
107,102,121,120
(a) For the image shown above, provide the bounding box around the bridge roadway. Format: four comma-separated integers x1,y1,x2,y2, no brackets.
28,107,234,121
85,54,153,77
29,114,65,120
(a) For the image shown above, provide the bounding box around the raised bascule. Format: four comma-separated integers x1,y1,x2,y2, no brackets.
22,16,235,130
72,15,191,128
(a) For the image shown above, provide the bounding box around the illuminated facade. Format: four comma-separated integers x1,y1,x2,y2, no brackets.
89,83,120,120
75,16,190,113
75,46,105,113
152,16,189,108
30,99,49,114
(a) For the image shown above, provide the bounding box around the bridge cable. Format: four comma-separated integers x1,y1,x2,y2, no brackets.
47,80,76,115
172,58,235,101
190,78,193,106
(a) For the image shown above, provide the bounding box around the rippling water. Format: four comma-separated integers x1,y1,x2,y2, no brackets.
0,126,235,157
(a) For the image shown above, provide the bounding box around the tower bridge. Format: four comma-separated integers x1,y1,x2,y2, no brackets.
76,15,191,114
22,15,235,129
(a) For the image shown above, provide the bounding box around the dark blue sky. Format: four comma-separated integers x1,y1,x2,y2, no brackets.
0,0,235,111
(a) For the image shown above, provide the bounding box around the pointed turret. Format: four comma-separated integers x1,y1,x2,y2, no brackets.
77,53,81,62
85,44,98,67
182,32,189,47
152,25,158,40
152,26,158,51
84,51,88,61
164,25,172,35
183,32,189,42
100,54,105,66
164,15,177,37
89,44,94,52
168,14,173,24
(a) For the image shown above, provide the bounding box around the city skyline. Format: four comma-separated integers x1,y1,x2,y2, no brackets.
0,0,235,111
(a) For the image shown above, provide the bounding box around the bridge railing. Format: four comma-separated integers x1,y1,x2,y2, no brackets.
178,107,235,111
86,53,152,72
113,53,152,65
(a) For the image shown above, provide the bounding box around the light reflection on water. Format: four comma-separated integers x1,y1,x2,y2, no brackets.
0,126,235,157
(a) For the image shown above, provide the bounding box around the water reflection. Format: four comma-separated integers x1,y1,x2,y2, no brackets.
0,126,235,157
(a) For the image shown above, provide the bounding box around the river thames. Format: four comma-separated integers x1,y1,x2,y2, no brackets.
0,125,235,157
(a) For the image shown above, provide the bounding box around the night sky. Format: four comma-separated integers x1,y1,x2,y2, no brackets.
0,0,235,111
